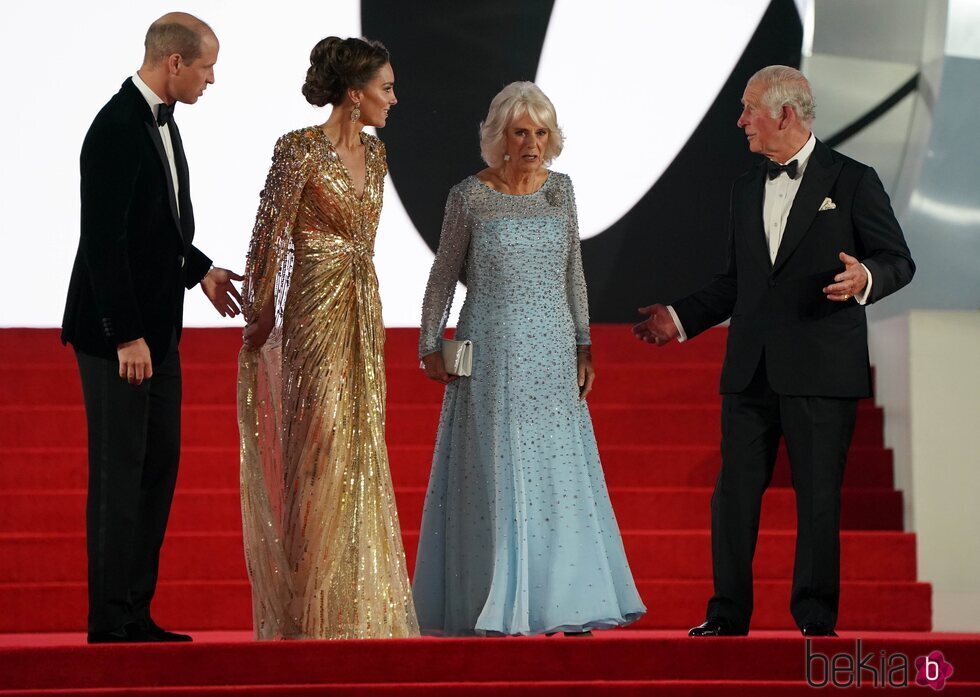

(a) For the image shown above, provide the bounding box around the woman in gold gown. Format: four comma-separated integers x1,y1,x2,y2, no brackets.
237,36,419,639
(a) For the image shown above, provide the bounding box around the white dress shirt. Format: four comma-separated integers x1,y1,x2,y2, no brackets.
668,133,872,341
764,133,816,263
132,71,180,213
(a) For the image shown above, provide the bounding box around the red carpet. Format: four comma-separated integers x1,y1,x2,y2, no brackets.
1,326,974,695
1,631,978,694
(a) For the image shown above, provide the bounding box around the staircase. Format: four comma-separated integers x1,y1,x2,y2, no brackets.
0,326,930,633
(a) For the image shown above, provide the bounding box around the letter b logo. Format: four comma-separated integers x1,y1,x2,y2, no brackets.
914,650,953,690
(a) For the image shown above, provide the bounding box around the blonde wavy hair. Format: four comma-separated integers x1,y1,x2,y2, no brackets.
479,81,564,167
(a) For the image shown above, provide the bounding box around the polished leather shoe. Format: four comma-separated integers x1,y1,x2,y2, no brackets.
688,618,747,637
143,618,192,642
801,622,838,637
87,621,156,644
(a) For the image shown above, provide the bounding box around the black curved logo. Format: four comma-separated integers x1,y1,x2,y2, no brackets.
364,0,802,321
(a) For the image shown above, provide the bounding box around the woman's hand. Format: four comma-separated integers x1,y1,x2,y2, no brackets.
577,348,595,400
243,304,275,350
421,351,457,384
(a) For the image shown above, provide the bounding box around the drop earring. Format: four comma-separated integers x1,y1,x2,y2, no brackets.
350,102,361,123
503,154,511,161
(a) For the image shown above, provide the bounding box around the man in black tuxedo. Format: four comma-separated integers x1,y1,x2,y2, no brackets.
633,66,914,637
61,12,242,643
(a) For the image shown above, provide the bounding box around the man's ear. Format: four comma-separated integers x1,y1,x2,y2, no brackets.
167,53,182,76
778,104,795,130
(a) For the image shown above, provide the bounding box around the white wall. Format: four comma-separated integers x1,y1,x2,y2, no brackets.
870,311,980,632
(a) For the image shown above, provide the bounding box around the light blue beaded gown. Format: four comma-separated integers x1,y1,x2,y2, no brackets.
413,172,646,636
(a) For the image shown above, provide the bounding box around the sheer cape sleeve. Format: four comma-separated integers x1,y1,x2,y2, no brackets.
562,174,592,346
237,129,316,639
418,184,471,358
241,130,318,326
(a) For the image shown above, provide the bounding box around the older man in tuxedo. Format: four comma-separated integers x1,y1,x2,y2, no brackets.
62,12,242,643
634,65,914,637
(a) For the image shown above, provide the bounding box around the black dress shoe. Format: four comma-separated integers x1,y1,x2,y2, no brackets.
87,621,156,644
688,618,747,637
801,622,838,637
143,618,192,642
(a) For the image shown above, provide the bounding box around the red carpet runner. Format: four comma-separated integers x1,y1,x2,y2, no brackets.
0,326,975,694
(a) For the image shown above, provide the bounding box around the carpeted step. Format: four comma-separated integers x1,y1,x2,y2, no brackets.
0,326,732,364
0,580,932,632
0,361,884,408
0,404,886,448
3,680,979,696
0,633,897,688
0,486,904,534
1,363,747,407
0,530,918,583
2,363,886,411
0,443,896,491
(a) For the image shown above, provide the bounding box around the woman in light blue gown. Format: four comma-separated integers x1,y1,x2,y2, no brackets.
413,82,646,636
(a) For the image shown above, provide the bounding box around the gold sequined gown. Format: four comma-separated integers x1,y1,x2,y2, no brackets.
237,127,419,639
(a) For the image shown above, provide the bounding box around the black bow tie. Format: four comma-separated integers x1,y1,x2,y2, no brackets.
156,102,174,127
766,159,798,180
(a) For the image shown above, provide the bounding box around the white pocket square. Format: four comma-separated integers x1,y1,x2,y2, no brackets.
819,197,836,211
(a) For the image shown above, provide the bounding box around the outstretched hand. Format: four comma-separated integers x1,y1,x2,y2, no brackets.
201,267,244,317
632,304,679,346
823,252,867,302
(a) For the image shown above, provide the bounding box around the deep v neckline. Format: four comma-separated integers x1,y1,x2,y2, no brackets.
320,129,368,200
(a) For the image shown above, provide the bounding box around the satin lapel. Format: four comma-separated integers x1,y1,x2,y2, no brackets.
168,120,191,235
142,121,183,239
741,166,772,273
772,143,841,274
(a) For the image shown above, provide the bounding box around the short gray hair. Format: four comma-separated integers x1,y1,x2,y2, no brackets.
749,65,816,126
479,81,564,167
144,13,215,64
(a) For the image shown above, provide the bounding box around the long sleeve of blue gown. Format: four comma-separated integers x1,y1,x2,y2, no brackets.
562,175,591,346
419,186,471,358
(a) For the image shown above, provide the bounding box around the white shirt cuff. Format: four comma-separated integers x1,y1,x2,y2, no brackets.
666,305,688,342
856,264,873,305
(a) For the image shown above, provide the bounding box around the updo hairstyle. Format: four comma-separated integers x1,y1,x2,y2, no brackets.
301,36,390,107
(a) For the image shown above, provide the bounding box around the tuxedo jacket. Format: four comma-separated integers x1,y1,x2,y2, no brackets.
62,78,212,365
672,139,914,398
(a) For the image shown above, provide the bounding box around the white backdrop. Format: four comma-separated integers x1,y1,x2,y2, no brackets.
0,0,787,327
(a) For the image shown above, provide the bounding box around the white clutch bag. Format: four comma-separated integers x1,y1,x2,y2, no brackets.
441,338,473,377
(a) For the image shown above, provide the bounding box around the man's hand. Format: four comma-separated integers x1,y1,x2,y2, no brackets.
117,338,152,385
823,252,868,302
421,351,457,384
201,267,244,317
633,304,679,346
577,349,595,401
